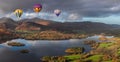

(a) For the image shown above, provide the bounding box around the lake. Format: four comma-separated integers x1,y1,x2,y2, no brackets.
0,36,113,62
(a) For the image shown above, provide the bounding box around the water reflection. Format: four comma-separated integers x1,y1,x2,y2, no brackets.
0,36,113,62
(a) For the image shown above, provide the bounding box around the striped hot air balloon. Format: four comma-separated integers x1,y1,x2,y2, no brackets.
14,9,23,18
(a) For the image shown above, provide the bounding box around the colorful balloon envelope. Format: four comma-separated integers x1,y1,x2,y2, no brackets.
33,4,42,13
14,9,23,18
54,9,61,16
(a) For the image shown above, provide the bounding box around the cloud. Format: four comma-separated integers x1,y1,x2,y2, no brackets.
0,9,5,17
23,12,54,19
0,0,120,22
0,0,119,16
19,12,68,22
4,12,14,18
24,13,38,19
68,13,80,20
110,5,120,11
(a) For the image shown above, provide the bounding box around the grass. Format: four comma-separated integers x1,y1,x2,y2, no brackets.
103,60,112,62
64,54,81,61
118,51,120,55
85,55,103,62
98,42,113,48
117,48,120,55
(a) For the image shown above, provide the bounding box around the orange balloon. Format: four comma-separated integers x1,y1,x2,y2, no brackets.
33,4,42,13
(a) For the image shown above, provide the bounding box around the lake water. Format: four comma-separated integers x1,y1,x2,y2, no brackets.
0,36,113,62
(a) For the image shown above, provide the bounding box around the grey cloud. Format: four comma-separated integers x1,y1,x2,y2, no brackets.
0,0,120,17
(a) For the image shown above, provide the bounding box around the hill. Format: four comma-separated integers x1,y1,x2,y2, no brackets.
0,17,18,30
0,17,120,34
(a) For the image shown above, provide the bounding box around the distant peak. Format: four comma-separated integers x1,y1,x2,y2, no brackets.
0,17,14,21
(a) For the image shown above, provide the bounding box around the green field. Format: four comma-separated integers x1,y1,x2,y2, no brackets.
98,42,113,48
64,54,81,61
85,55,103,62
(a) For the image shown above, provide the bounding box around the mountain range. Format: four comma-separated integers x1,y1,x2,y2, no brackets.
0,17,120,33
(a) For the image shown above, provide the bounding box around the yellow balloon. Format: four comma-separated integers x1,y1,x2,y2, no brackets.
14,9,23,18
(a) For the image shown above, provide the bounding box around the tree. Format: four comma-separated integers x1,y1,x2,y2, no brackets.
65,47,85,54
41,56,51,62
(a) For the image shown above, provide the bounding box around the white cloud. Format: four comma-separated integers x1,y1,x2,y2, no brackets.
1,11,82,22
110,5,120,11
68,14,78,20
24,13,38,19
0,9,5,17
24,12,55,19
110,7,119,11
5,12,14,18
68,13,81,20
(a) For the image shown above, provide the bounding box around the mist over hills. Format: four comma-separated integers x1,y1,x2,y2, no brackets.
0,17,120,33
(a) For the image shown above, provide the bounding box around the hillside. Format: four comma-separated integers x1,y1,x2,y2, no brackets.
17,18,120,33
0,17,18,30
0,17,120,34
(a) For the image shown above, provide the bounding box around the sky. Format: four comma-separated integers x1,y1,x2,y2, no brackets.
0,0,120,24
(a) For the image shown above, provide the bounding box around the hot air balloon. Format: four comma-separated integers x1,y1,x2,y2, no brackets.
54,9,61,16
33,4,42,13
14,9,23,18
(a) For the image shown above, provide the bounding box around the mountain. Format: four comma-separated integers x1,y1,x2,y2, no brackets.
0,17,18,30
15,21,48,31
47,21,116,33
20,18,57,26
15,18,58,31
110,24,120,29
0,17,120,33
